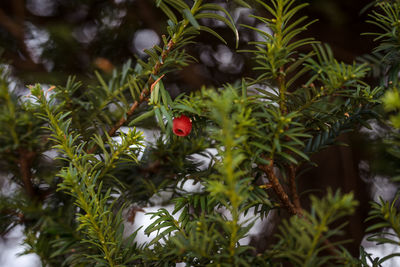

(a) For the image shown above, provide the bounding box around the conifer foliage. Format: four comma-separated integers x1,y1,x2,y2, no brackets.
0,0,400,266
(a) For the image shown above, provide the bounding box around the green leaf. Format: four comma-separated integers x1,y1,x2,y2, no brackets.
95,71,109,91
128,109,155,126
281,144,310,161
279,151,298,164
159,2,178,24
233,0,251,8
173,103,200,115
164,0,189,10
195,13,239,48
160,83,171,108
183,9,200,30
154,107,166,131
149,227,176,246
160,105,173,129
199,26,227,44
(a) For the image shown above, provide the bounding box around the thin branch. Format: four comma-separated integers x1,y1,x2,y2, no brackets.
277,66,287,114
18,148,36,199
288,164,302,214
260,160,298,216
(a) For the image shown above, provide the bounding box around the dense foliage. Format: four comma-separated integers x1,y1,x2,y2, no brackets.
1,0,400,266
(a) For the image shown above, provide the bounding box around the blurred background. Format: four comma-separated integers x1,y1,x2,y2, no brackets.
0,0,376,86
0,0,396,265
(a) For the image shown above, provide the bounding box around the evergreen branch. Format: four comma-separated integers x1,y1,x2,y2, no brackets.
29,86,140,266
60,169,119,267
86,40,174,155
87,0,238,153
92,129,144,180
0,79,37,199
201,86,254,262
87,0,205,153
366,196,400,247
108,40,173,138
295,87,323,113
104,0,219,141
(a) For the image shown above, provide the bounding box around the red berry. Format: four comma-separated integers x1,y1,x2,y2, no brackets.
173,115,192,137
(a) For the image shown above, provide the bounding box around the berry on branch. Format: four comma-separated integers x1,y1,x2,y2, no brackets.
172,115,192,137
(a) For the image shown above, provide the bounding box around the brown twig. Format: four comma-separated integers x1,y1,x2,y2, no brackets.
17,148,36,199
288,164,302,214
260,160,298,216
260,162,342,258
